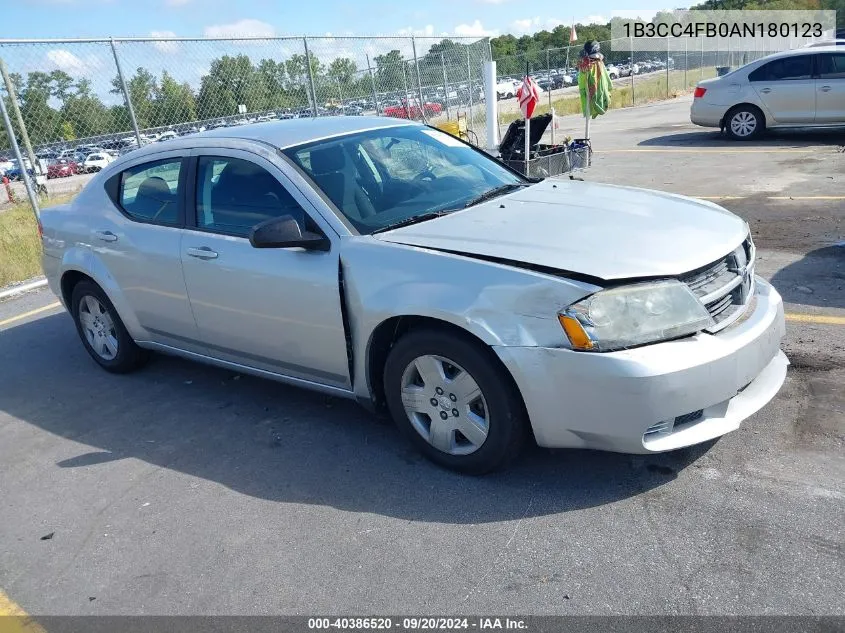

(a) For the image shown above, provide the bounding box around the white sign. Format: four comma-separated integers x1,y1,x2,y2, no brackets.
237,104,247,114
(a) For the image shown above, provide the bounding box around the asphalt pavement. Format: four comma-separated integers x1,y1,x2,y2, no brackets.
0,98,842,617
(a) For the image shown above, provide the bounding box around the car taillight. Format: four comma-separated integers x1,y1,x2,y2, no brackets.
693,87,707,98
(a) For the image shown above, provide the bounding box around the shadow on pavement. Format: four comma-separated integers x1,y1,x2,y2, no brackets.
0,313,715,524
638,128,845,148
771,245,845,310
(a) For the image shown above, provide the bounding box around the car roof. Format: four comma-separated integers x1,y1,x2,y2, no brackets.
191,116,417,149
112,116,419,165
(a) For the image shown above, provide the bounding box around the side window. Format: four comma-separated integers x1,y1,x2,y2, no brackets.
818,53,845,79
749,56,813,81
196,156,307,237
119,159,182,225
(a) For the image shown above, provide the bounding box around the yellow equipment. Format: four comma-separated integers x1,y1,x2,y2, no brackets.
435,112,470,142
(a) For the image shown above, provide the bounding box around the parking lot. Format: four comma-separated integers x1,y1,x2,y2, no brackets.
0,97,843,616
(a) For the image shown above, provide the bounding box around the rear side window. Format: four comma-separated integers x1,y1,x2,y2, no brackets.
818,53,845,78
119,159,182,225
749,55,813,81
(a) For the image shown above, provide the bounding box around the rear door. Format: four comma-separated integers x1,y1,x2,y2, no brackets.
815,52,845,123
748,54,816,123
98,151,203,351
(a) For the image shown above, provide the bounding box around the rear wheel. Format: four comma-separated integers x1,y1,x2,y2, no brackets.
725,105,764,140
71,280,149,373
383,329,526,474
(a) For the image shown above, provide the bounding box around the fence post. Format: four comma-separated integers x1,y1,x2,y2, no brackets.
303,37,319,117
630,37,635,105
0,91,40,220
109,39,142,146
701,36,704,81
440,53,451,121
684,38,688,88
546,49,552,109
401,62,412,119
483,60,498,150
666,37,670,98
366,54,381,115
466,47,474,134
411,36,427,123
0,58,39,174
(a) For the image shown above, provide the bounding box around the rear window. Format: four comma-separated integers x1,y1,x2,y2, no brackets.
117,159,183,225
818,53,845,78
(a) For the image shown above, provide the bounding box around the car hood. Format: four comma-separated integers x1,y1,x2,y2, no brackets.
374,180,748,281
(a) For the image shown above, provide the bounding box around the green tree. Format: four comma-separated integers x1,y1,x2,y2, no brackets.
327,57,357,85
61,78,113,139
197,55,267,119
60,121,75,141
373,50,406,92
154,71,197,126
111,67,157,128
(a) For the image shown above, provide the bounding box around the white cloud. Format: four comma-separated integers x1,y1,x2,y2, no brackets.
453,20,498,37
583,15,608,25
398,24,435,37
512,19,535,34
150,30,178,53
203,18,275,38
45,49,104,76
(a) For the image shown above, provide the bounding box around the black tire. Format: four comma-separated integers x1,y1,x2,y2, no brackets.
383,329,527,474
71,280,149,373
724,105,764,141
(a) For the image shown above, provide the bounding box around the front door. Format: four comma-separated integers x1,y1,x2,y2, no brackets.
179,149,350,389
749,54,816,124
815,52,845,124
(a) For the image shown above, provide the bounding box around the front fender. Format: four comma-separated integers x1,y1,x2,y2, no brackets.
340,237,599,400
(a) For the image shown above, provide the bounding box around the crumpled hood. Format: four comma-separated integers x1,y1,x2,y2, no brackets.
374,180,748,280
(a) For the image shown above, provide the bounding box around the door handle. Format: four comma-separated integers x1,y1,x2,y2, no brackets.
819,85,832,92
94,230,118,242
759,87,772,94
186,246,219,260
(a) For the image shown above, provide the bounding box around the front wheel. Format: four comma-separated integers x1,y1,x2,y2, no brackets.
383,329,526,474
725,105,764,140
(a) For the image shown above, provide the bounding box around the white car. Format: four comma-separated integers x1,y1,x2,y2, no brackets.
83,153,113,172
496,80,520,99
157,131,179,142
39,117,787,473
606,65,620,80
691,46,845,139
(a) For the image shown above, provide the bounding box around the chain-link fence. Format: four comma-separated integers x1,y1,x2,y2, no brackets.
492,37,774,125
0,35,491,169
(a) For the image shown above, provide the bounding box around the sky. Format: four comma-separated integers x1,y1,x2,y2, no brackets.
0,0,661,41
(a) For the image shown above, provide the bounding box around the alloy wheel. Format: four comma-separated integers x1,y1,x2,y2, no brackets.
730,111,757,137
78,295,119,361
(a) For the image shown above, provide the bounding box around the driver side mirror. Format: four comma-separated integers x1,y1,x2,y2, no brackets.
249,215,330,251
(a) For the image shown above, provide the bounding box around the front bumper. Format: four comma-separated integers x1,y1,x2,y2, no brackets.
494,277,787,453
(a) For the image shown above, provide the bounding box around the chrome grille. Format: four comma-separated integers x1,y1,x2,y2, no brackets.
681,237,754,333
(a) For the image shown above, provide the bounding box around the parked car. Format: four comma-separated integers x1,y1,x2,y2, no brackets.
157,130,179,142
383,101,443,119
495,79,519,99
47,159,78,178
691,46,845,139
40,117,787,474
5,159,33,181
83,152,113,172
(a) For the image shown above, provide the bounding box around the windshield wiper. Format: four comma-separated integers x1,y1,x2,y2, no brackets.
372,211,450,234
463,182,531,208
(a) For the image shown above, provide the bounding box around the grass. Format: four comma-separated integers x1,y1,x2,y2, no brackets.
0,193,77,288
500,67,718,125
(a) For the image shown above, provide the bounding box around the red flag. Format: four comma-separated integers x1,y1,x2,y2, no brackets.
517,75,541,119
569,23,577,43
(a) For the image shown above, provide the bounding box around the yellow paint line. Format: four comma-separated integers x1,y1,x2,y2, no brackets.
0,589,45,633
768,196,845,200
597,148,817,153
786,313,845,326
0,302,63,329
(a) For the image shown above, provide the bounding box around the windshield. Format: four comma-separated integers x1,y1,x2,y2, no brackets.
283,125,526,234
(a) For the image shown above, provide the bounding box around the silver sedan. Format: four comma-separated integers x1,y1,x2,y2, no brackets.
40,117,787,473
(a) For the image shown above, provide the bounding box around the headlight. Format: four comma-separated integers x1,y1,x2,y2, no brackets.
558,280,713,352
